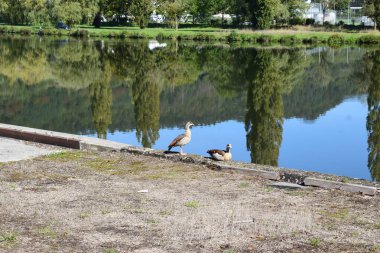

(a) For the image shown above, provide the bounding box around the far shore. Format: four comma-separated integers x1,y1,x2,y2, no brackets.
2,24,380,46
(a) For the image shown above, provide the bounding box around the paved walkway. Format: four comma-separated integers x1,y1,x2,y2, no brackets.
0,137,61,162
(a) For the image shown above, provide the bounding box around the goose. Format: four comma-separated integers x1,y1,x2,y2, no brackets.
207,144,232,161
168,121,194,155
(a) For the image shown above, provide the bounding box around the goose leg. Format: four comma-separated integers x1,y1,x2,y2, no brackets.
180,146,187,155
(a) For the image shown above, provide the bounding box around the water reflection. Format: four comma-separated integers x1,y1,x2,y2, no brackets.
130,44,160,148
89,60,112,139
366,50,380,181
0,36,377,179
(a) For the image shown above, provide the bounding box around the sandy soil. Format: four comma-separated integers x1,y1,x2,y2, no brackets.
0,150,379,253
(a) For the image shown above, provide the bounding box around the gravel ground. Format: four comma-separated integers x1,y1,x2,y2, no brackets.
0,150,379,253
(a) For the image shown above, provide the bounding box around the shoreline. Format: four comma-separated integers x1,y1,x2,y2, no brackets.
2,24,380,46
0,123,378,195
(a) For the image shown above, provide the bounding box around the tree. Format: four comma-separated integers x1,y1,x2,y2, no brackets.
53,2,83,27
130,0,152,29
363,0,377,29
159,0,187,29
249,0,283,29
284,0,308,20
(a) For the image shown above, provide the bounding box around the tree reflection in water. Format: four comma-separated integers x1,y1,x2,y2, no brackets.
366,50,380,181
89,61,112,139
245,49,305,166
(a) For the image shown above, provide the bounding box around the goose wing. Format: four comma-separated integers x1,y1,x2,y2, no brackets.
207,149,226,161
169,134,186,148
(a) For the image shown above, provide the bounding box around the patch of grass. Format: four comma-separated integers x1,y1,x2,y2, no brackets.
147,218,158,224
373,223,380,229
131,208,146,214
238,182,250,188
353,218,369,227
45,151,83,161
159,210,172,216
223,250,235,253
263,186,274,192
322,208,349,219
351,231,360,237
32,226,57,238
128,161,149,173
78,211,91,219
8,172,25,182
309,238,321,247
104,249,118,253
0,232,17,244
371,244,380,252
101,209,111,215
341,177,350,183
184,201,200,208
86,158,124,175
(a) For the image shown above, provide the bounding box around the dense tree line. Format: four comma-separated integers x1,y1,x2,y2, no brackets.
0,0,357,29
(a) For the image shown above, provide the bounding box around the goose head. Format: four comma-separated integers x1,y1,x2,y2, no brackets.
185,121,194,129
226,144,232,152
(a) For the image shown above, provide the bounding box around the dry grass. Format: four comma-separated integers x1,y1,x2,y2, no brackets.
0,151,379,252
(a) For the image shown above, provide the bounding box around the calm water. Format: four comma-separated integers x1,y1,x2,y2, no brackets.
0,36,379,181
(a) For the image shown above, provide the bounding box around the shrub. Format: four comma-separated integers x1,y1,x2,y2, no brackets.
156,32,165,40
257,35,272,44
128,32,145,39
70,29,90,38
0,26,8,33
279,35,301,45
358,35,380,44
119,32,127,39
338,20,345,26
327,34,344,46
19,29,32,35
240,33,253,42
107,32,116,38
289,17,305,25
227,31,240,42
302,36,319,44
305,18,315,25
193,33,214,41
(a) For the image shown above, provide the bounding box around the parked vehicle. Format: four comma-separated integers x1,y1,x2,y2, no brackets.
56,22,69,30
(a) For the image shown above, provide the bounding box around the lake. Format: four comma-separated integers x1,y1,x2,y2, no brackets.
0,36,378,181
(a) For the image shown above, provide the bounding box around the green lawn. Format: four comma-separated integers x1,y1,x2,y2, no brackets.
1,24,380,45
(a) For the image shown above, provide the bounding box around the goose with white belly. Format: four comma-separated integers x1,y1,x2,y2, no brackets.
207,144,232,161
168,121,194,155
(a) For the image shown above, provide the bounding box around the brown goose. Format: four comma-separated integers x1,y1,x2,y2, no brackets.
168,121,194,155
207,144,232,161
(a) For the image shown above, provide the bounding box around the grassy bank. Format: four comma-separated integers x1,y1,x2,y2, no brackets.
0,149,380,252
2,24,380,46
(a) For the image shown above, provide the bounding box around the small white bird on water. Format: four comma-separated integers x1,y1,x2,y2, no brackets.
168,121,194,155
207,144,232,161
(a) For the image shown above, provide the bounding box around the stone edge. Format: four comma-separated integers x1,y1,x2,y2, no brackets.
0,123,378,196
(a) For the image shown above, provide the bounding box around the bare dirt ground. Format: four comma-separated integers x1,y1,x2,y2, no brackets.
0,150,379,253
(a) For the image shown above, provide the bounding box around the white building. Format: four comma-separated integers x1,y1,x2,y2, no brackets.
304,2,336,24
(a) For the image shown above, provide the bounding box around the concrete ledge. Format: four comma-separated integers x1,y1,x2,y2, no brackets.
0,125,80,149
0,123,378,196
304,177,377,196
